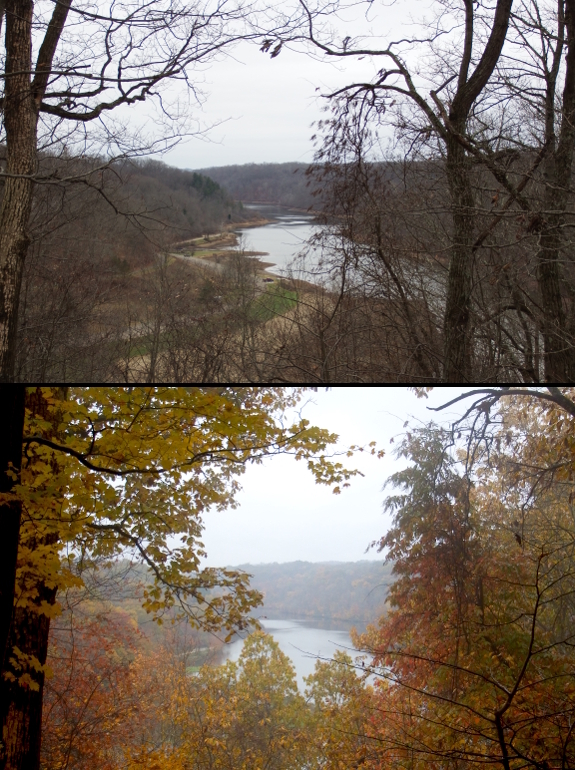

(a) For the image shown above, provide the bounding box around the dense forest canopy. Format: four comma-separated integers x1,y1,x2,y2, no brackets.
4,385,570,770
2,386,575,769
1,386,369,769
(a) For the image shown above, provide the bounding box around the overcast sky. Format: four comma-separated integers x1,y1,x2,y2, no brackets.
157,0,427,169
201,387,473,567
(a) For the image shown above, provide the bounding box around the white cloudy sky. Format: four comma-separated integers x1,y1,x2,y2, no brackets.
155,0,430,169
201,387,473,566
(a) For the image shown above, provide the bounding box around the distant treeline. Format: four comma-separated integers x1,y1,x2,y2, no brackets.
196,163,320,209
235,561,392,624
119,159,251,236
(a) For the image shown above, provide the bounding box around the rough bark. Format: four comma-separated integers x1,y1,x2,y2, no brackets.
536,0,575,381
0,386,25,675
0,0,71,382
537,220,572,381
0,388,64,770
0,0,37,381
442,0,514,382
1,582,57,770
443,133,476,381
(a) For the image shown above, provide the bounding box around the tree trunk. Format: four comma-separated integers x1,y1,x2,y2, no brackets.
0,388,65,770
0,0,37,382
439,0,512,382
536,0,575,382
1,582,56,770
536,209,573,381
443,135,475,382
0,386,25,675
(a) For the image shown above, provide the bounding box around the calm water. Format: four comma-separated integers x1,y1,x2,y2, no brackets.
238,204,322,277
238,204,446,299
219,618,356,690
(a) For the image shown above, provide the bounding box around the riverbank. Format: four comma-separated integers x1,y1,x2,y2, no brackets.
170,204,324,282
169,230,282,287
169,208,322,290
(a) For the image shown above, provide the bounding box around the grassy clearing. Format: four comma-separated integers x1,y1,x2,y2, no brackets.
250,287,298,322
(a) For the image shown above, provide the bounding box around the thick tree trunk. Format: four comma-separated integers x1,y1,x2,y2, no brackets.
0,389,65,770
443,135,475,382
0,0,37,382
536,0,575,382
1,583,56,770
439,0,512,382
0,386,25,676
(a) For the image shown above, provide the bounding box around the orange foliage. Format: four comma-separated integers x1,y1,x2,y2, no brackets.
42,603,142,770
357,424,575,770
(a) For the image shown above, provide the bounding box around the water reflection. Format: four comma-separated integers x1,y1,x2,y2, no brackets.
238,204,447,302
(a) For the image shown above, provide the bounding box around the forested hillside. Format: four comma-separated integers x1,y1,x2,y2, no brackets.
14,155,266,381
21,154,248,260
237,561,392,623
197,163,319,208
120,159,250,235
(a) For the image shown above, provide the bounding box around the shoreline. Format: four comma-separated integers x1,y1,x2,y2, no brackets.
169,210,320,291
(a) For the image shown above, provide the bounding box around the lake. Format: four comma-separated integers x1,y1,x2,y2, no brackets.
237,204,446,300
238,204,322,277
219,617,358,690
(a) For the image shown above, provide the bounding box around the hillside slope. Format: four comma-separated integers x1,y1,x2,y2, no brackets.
234,561,392,624
196,163,319,209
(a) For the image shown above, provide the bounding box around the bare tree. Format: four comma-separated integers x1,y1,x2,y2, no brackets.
0,0,257,381
269,0,575,382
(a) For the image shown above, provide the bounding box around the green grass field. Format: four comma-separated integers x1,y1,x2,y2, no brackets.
250,287,298,322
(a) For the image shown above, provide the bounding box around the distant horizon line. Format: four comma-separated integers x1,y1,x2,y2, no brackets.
189,160,310,171
228,558,387,566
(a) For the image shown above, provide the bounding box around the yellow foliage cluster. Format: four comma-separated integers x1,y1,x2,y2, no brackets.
38,388,575,770
8,387,370,695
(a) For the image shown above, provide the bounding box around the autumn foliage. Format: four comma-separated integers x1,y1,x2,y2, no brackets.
40,610,376,770
40,393,575,770
8,387,575,770
1,387,370,770
356,403,575,770
42,603,141,770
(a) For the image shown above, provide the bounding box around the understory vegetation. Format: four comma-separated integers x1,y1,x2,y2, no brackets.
13,157,264,382
2,0,575,382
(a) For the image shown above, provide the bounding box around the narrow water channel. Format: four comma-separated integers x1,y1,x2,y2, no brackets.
237,204,322,276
